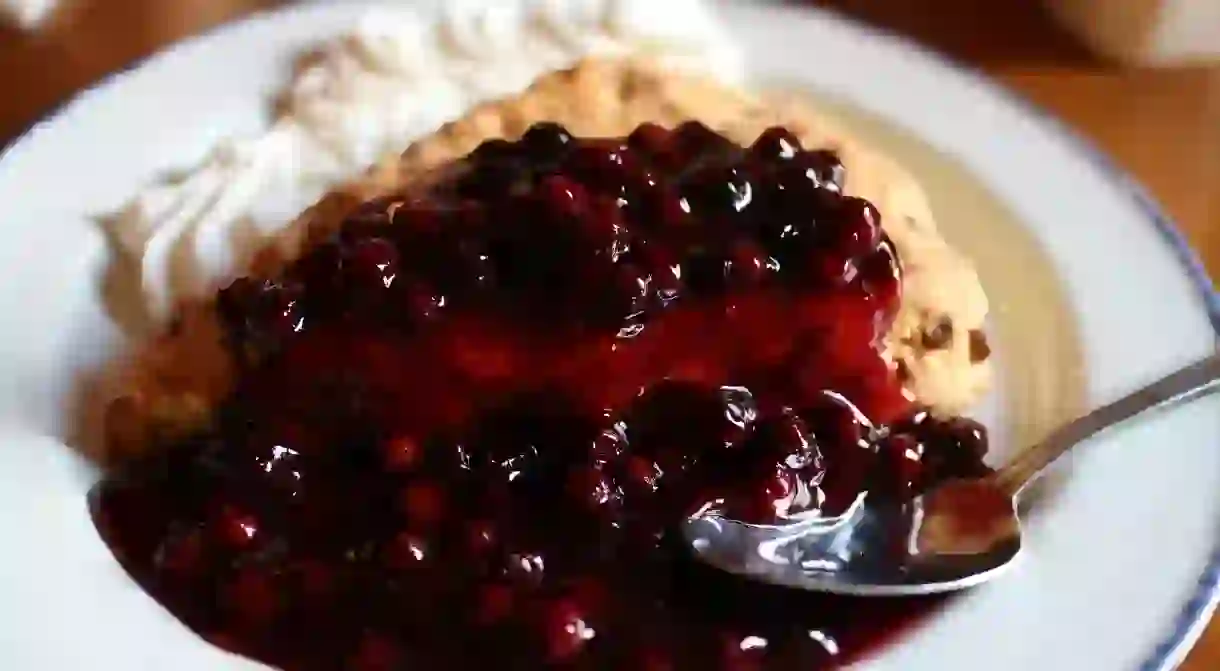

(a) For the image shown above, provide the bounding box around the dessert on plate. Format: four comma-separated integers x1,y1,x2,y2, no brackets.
93,58,995,670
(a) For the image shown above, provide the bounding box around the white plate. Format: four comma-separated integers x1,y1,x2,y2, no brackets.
0,1,1216,670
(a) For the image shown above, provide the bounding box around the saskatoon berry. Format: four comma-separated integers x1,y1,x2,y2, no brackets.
520,122,574,164
751,126,803,161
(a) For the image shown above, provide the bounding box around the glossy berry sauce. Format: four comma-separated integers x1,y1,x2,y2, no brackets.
91,122,991,670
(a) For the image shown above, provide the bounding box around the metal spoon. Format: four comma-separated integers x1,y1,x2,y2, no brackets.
683,353,1220,597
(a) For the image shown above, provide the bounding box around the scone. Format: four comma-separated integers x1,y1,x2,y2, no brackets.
104,56,991,460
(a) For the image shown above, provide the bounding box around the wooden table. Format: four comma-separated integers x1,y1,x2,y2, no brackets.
1,0,1217,667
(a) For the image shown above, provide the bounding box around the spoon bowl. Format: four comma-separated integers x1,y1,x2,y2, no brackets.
684,353,1220,596
685,478,1021,596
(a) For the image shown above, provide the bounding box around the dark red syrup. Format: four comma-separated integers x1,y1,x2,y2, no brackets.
91,122,991,670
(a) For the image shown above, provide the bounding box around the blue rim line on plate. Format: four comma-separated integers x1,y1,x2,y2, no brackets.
755,1,1220,665
0,2,1217,669
789,6,1220,668
800,11,1220,671
828,27,1217,671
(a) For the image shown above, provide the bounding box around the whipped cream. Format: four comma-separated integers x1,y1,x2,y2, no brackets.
106,0,744,325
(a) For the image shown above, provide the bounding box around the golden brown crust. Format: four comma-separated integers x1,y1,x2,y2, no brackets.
107,56,991,459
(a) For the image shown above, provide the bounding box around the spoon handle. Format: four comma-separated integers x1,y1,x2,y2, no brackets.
994,352,1220,496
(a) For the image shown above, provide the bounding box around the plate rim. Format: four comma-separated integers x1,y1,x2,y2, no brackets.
780,7,1219,670
727,2,1220,663
0,1,1217,668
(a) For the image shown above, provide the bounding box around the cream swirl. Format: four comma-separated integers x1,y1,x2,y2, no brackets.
107,0,744,325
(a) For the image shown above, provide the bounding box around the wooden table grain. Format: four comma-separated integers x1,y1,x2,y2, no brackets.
1,0,1217,667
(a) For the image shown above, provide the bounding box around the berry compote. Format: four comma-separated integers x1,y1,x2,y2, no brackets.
92,122,992,670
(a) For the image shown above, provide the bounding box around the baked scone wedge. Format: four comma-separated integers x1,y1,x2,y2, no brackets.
104,57,991,461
